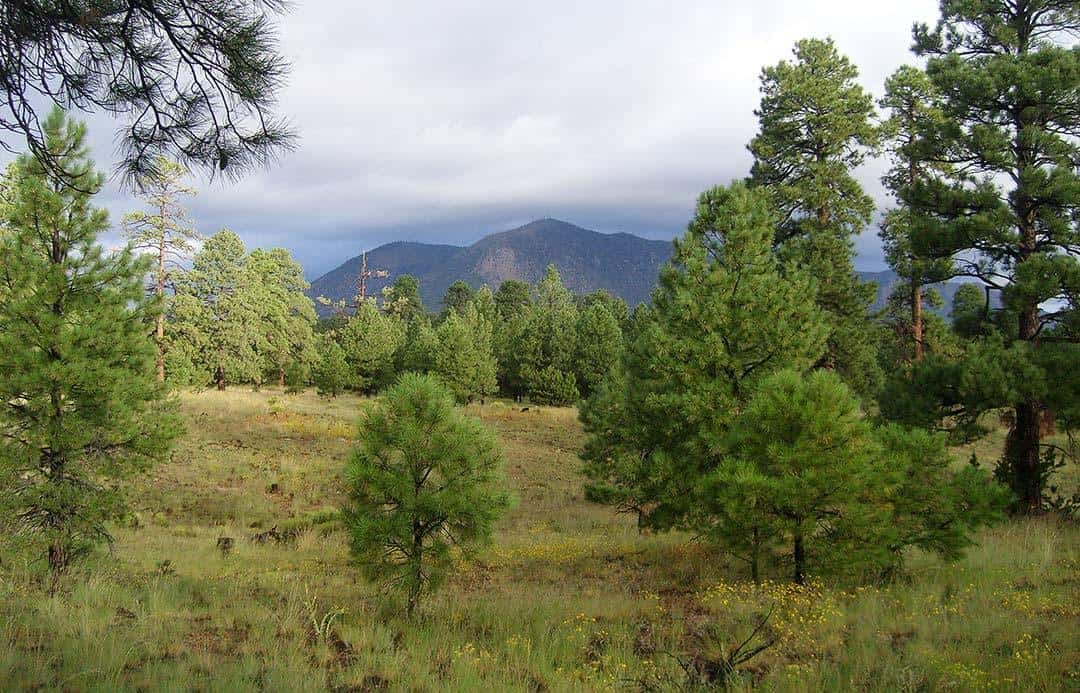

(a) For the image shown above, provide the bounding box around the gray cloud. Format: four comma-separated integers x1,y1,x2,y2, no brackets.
3,0,941,278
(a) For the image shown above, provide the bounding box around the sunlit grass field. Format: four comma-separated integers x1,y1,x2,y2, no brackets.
1,388,1077,691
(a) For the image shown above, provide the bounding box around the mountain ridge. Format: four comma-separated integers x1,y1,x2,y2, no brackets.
308,218,673,311
307,218,971,315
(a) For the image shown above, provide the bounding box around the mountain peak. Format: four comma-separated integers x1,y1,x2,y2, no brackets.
504,217,587,235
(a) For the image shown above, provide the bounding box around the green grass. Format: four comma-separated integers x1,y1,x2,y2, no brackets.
1,388,1077,691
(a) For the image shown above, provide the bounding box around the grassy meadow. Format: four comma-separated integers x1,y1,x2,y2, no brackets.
0,388,1077,691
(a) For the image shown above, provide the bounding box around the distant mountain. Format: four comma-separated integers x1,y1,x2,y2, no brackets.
861,270,978,317
309,218,673,311
308,218,976,316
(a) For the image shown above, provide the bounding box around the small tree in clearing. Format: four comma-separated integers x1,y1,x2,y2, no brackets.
343,373,510,616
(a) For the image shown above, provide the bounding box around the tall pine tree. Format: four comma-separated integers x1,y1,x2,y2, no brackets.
122,157,200,382
246,248,317,388
748,37,882,396
174,230,264,390
878,66,954,363
0,109,179,580
910,1,1080,511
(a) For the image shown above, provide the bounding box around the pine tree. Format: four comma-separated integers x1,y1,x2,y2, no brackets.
435,304,498,404
314,336,349,398
494,279,531,321
494,313,531,401
527,365,580,406
0,109,180,581
382,274,426,322
715,370,882,584
748,37,882,396
877,284,960,371
340,300,406,393
441,280,475,319
874,424,1008,575
910,2,1079,511
245,248,317,388
471,285,498,325
574,301,623,399
579,363,669,530
396,317,440,375
343,374,510,616
174,229,264,390
522,265,579,399
578,290,629,331
122,156,200,382
581,182,827,536
878,66,954,363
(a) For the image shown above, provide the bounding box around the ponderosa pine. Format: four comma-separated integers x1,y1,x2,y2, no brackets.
748,37,882,396
910,1,1080,511
0,109,180,582
122,157,200,382
343,374,509,616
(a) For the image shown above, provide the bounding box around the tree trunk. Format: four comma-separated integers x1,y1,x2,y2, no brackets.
407,521,423,618
1007,400,1042,512
1009,199,1042,512
155,230,166,382
155,314,166,382
911,279,924,362
793,531,805,585
216,365,226,391
1010,284,1043,513
751,526,761,584
278,364,286,388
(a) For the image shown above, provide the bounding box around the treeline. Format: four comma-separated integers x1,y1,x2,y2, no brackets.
155,215,627,406
307,268,627,406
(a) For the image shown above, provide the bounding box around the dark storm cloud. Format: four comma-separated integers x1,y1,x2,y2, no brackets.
3,0,940,278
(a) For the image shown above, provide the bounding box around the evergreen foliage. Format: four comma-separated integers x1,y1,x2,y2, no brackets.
441,280,475,319
0,0,295,183
748,37,882,396
581,182,826,533
340,299,406,393
313,336,349,398
710,370,880,584
435,303,498,403
382,274,426,323
493,279,531,321
521,265,580,401
526,365,580,407
173,230,265,390
878,65,954,364
573,301,623,399
0,109,180,580
343,374,510,616
122,156,200,382
951,283,994,340
246,248,318,387
396,317,439,375
906,1,1080,510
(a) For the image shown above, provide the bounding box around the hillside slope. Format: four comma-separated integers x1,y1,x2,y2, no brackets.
308,218,672,310
309,218,976,315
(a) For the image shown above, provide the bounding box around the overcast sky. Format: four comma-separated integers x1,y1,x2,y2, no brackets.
7,0,943,279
